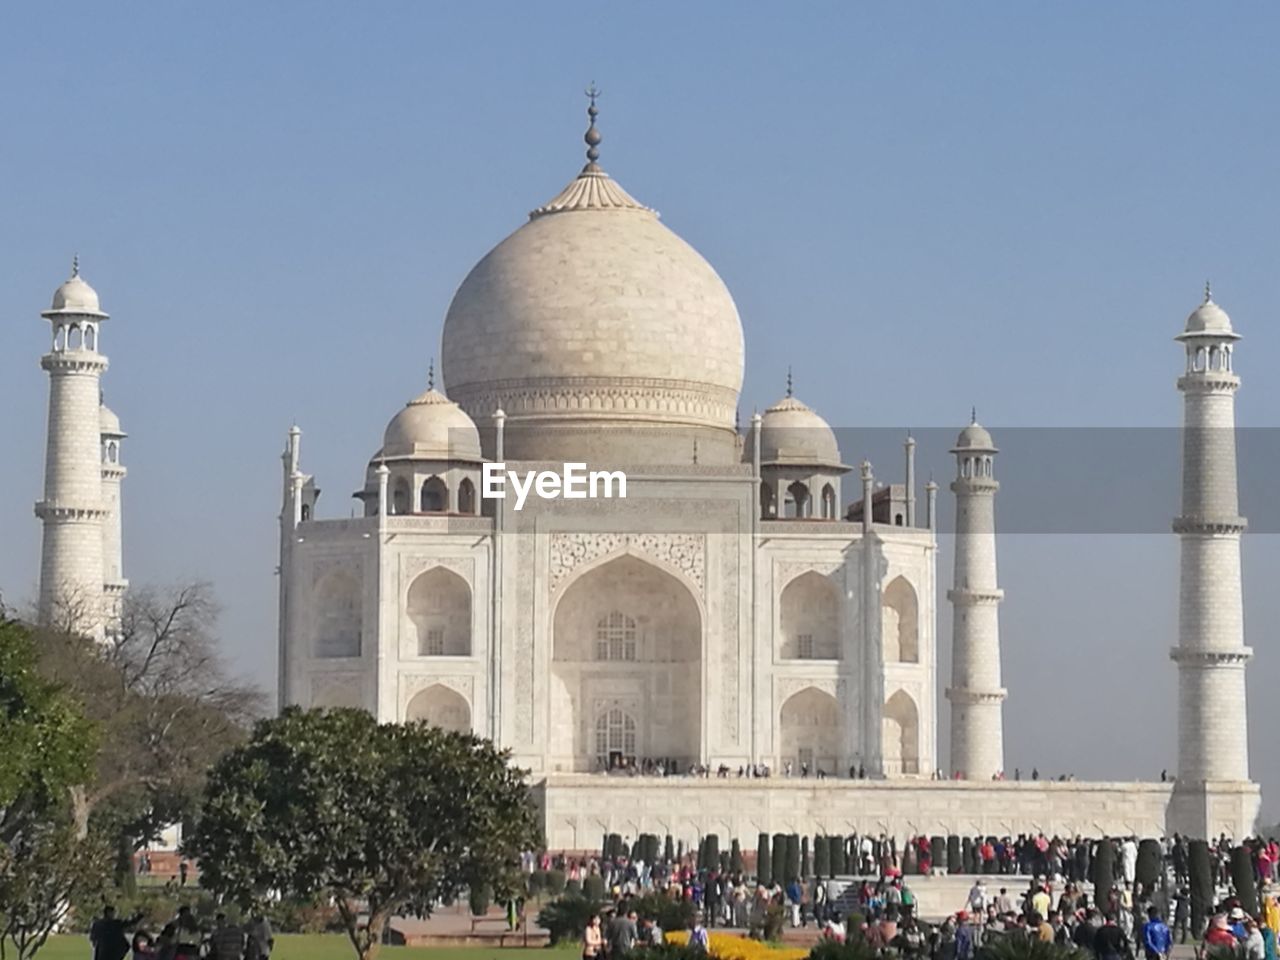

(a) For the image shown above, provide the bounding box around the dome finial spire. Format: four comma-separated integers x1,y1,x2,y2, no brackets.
71,253,80,278
583,82,603,171
1204,279,1212,304
786,366,793,398
427,357,435,391
971,405,978,424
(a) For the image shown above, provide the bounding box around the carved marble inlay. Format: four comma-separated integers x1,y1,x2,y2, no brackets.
549,532,706,595
402,555,474,585
776,677,847,704
774,560,844,590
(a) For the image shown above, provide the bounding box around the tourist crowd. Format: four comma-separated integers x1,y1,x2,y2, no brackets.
88,904,273,960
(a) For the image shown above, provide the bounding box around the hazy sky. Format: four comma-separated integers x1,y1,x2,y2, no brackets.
3,3,1279,818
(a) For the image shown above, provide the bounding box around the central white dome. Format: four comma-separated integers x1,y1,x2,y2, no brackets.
440,146,745,465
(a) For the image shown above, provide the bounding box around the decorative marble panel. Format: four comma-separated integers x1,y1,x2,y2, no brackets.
549,533,705,596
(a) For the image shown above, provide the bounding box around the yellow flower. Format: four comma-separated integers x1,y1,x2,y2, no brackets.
666,931,808,960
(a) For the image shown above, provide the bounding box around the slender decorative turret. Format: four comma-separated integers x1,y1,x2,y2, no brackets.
1171,290,1251,783
99,399,128,630
946,416,1006,779
36,260,110,635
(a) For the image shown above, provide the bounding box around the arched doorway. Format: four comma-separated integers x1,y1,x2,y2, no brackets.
784,481,810,518
421,476,447,513
405,684,471,732
551,555,702,772
458,477,476,514
779,571,840,659
882,576,919,663
406,567,471,656
883,690,920,776
779,687,840,774
821,484,836,519
594,707,637,770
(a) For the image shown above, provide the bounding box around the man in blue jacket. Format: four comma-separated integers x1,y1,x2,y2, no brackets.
1142,906,1173,960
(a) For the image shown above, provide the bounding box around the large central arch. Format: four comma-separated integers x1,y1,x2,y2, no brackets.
549,554,702,772
779,687,840,774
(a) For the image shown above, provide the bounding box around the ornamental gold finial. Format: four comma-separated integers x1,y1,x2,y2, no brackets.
584,83,602,169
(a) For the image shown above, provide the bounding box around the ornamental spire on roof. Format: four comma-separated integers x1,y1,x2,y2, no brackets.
530,86,654,219
584,82,602,172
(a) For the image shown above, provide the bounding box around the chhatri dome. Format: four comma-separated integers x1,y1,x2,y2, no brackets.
381,365,482,462
1180,283,1238,338
440,90,745,464
46,256,106,317
746,374,844,468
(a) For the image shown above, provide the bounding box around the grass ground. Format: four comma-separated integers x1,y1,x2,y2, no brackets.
27,936,565,960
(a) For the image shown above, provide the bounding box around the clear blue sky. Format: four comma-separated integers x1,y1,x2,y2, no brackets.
3,3,1279,817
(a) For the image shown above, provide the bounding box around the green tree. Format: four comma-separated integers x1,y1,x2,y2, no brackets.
36,584,261,859
1230,844,1258,915
785,834,800,882
1090,840,1115,910
756,833,772,885
814,836,830,878
1189,840,1213,936
184,707,540,960
730,838,743,874
0,616,109,960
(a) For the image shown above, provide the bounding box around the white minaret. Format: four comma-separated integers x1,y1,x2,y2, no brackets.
99,399,128,630
1171,288,1251,784
35,259,110,635
946,414,1006,779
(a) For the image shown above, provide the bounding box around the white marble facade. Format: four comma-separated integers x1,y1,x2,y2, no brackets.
274,102,1260,839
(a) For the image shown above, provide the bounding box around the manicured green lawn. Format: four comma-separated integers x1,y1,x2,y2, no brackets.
29,936,562,960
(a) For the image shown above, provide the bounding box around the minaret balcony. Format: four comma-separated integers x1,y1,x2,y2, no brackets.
945,686,1008,705
1172,516,1247,535
34,500,109,521
41,352,108,374
1176,373,1240,394
1169,647,1253,666
946,587,1004,605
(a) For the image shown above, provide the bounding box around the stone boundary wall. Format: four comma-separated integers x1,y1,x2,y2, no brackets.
534,775,1178,850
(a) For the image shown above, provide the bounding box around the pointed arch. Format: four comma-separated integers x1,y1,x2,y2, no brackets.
882,575,919,663
785,481,810,518
779,570,840,659
405,683,471,732
406,566,471,656
313,570,362,658
779,686,840,774
391,477,410,515
821,484,836,520
883,689,920,776
420,475,447,513
458,477,476,515
551,554,702,771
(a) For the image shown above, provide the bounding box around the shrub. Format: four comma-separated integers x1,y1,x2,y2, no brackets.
757,833,772,885
801,836,811,879
632,892,696,932
1231,844,1259,915
977,935,1090,960
1135,839,1161,896
814,836,830,878
546,868,567,896
527,870,547,897
748,902,787,942
665,835,675,863
828,835,844,877
566,878,582,896
1090,840,1115,909
469,883,492,916
785,835,801,882
538,895,605,945
584,873,606,902
948,836,962,874
1189,840,1212,935
706,834,721,872
810,938,882,960
731,839,744,874
772,835,787,883
930,837,946,874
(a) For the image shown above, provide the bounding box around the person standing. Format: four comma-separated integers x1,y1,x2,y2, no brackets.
90,906,143,960
244,912,274,960
206,914,244,960
1142,907,1172,960
582,914,604,960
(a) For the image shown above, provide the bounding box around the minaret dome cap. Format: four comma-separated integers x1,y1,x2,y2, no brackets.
44,259,108,319
952,421,996,453
1179,298,1238,340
